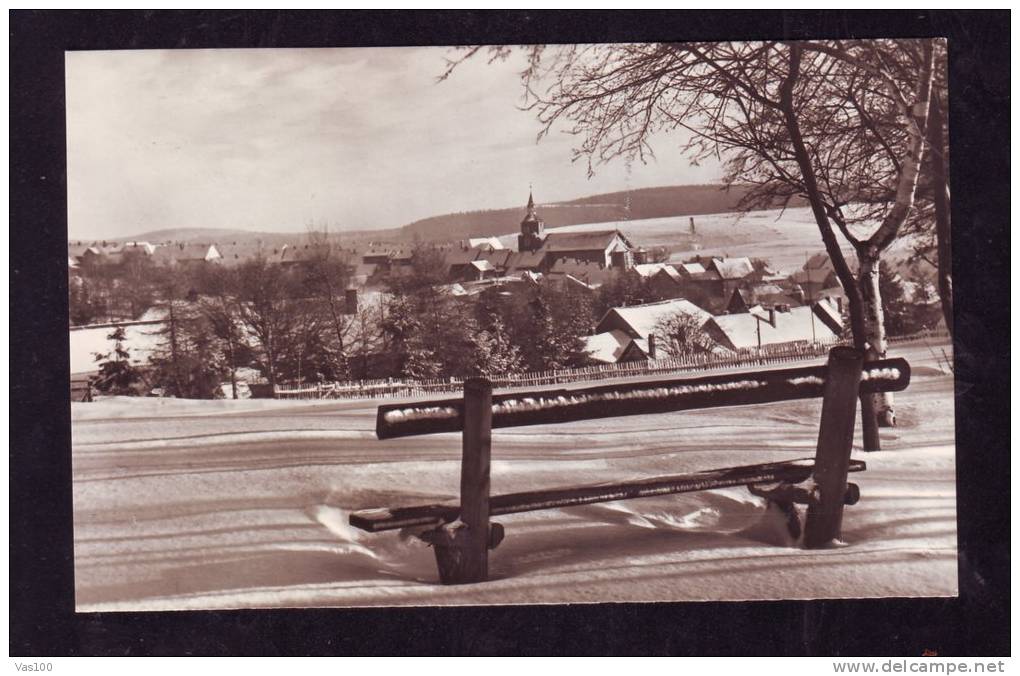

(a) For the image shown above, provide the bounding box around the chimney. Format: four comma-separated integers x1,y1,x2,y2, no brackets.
647,333,657,360
344,288,358,314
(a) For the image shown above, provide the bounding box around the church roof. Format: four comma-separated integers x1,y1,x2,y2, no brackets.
541,230,626,252
504,250,546,274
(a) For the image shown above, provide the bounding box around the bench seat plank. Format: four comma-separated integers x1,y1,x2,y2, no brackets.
349,457,866,532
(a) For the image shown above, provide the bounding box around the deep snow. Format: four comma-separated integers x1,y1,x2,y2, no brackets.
71,341,957,610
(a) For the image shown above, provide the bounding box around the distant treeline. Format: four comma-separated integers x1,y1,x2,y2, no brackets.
399,184,808,240
103,184,807,249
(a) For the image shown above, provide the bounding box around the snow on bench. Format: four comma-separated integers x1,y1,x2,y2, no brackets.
351,348,910,584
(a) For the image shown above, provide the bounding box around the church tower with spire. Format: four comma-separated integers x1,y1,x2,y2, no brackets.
517,189,546,252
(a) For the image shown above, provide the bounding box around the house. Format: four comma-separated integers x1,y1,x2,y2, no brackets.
707,256,755,300
389,249,415,275
215,241,268,267
644,265,685,300
668,260,725,310
477,248,515,274
583,329,634,363
710,256,755,280
630,262,670,278
73,243,122,267
466,259,499,281
790,252,841,301
151,243,221,267
707,301,841,352
121,241,156,257
544,259,617,290
362,246,395,267
726,283,801,314
503,249,547,276
595,298,714,340
586,298,715,363
444,246,485,280
275,243,323,269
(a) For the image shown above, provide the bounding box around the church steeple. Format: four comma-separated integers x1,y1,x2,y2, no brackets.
518,187,546,253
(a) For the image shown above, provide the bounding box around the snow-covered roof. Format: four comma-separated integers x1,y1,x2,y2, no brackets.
470,259,495,272
631,262,677,278
215,242,266,266
709,305,838,350
152,243,221,264
677,262,706,275
812,298,844,333
467,237,504,250
597,298,713,340
711,257,754,279
583,329,633,363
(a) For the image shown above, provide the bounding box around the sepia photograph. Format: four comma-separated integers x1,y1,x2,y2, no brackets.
64,38,961,611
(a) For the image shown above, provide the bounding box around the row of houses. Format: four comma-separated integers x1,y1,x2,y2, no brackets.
68,240,362,269
584,296,844,363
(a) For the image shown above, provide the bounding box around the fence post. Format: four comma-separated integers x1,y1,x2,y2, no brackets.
803,346,865,549
425,376,496,584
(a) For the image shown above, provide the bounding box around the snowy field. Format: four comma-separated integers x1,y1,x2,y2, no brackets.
72,340,957,611
499,206,917,273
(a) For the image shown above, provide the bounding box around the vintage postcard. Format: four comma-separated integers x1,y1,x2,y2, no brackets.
67,41,957,611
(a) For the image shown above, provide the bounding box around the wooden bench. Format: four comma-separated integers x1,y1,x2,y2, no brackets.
350,347,911,584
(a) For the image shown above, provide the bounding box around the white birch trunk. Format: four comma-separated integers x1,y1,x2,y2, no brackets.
857,250,895,426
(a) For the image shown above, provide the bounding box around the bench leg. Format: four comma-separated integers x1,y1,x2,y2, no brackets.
421,521,504,585
749,481,861,545
424,377,494,585
804,347,865,549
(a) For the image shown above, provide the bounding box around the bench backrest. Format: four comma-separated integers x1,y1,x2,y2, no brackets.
375,357,911,440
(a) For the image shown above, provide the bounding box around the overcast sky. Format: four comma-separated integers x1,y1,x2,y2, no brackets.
66,47,724,240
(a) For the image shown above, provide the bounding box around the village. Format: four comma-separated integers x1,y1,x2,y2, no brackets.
68,190,944,401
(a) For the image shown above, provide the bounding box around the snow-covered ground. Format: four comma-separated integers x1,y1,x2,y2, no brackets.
70,321,166,375
71,340,957,611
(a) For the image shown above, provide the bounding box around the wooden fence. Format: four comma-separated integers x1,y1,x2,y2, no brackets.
273,329,946,401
